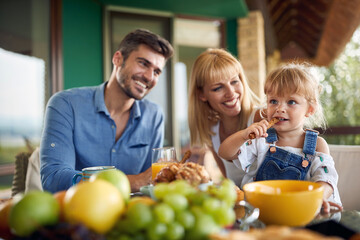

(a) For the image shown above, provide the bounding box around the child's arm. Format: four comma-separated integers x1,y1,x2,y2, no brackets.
315,137,343,212
218,120,269,161
318,181,343,213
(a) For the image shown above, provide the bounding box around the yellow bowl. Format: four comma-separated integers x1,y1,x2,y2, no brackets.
243,180,324,227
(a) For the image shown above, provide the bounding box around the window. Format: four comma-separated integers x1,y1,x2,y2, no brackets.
0,0,50,188
174,17,224,154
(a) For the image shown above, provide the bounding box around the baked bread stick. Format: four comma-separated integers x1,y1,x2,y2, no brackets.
248,118,280,139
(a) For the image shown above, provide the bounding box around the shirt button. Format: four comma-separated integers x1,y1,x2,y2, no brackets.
51,143,55,147
112,125,115,129
112,149,116,153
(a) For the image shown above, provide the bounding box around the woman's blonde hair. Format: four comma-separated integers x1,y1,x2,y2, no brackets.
188,48,259,147
264,62,326,129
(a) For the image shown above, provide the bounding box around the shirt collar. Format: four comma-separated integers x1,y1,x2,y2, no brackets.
132,100,141,120
94,82,108,114
94,81,142,120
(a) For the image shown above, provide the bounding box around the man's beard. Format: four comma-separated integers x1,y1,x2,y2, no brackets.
117,72,148,100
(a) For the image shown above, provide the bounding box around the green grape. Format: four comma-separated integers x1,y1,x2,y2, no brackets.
187,212,220,239
165,222,185,240
209,179,237,206
187,191,210,206
153,202,175,224
153,183,170,200
126,202,153,230
131,233,147,240
116,235,132,240
190,205,205,218
146,221,167,240
114,218,137,234
169,180,196,196
163,193,188,212
202,197,221,214
175,210,195,230
213,203,236,226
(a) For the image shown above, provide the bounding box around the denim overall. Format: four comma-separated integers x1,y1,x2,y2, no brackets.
255,128,318,181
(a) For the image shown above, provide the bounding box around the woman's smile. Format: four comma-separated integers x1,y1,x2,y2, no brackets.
223,98,238,107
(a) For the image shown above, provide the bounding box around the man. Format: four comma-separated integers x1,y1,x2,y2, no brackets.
40,29,173,193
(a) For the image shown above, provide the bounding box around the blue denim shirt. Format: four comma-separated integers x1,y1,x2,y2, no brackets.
40,82,164,193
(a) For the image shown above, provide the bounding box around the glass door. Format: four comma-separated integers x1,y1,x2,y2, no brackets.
103,7,173,146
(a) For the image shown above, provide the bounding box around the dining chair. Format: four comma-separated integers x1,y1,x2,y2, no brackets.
11,151,31,196
329,144,360,211
11,147,43,197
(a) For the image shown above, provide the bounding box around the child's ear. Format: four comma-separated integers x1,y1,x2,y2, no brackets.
305,105,315,117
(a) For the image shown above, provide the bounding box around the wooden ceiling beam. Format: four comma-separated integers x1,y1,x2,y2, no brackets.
297,7,326,27
314,0,360,66
295,24,320,45
296,15,323,33
277,23,294,49
294,33,317,57
272,5,294,35
300,0,332,16
270,0,291,25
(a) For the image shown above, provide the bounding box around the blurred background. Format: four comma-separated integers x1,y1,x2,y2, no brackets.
1,0,360,191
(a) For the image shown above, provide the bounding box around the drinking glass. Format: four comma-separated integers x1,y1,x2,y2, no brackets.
151,147,178,181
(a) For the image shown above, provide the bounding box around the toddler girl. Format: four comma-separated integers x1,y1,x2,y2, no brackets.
218,62,342,213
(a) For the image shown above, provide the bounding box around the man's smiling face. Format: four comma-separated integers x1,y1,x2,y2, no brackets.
116,44,165,100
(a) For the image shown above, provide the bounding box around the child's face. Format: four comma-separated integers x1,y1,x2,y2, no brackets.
199,74,244,118
266,93,313,132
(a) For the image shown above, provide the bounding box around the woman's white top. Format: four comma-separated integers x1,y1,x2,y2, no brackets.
234,138,342,205
211,109,256,187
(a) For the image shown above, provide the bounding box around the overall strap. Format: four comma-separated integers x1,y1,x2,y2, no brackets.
266,128,278,144
302,129,319,155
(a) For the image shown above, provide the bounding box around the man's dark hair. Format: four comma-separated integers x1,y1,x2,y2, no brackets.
118,29,173,62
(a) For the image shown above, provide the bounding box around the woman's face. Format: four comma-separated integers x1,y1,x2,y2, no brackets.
199,74,244,118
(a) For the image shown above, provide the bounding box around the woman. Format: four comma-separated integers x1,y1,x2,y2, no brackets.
188,48,262,187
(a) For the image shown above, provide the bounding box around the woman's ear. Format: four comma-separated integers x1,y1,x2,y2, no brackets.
112,51,123,67
198,89,207,102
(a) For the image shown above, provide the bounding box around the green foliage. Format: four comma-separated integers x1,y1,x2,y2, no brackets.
0,145,29,164
317,27,360,145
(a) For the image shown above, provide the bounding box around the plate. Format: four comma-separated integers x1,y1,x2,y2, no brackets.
139,185,154,198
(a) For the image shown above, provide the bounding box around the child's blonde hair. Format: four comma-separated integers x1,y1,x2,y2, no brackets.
264,62,326,129
188,48,259,147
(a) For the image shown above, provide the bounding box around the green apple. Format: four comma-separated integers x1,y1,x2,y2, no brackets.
90,169,131,202
9,191,59,237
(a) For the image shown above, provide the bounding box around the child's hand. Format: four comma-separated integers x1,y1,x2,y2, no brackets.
321,199,343,213
246,120,269,140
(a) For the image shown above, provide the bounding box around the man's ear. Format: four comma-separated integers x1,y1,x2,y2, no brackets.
112,51,123,67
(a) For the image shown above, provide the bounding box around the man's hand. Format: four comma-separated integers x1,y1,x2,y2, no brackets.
127,167,152,192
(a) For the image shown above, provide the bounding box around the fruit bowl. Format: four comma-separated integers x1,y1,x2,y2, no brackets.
243,180,324,227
